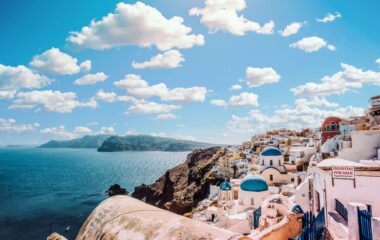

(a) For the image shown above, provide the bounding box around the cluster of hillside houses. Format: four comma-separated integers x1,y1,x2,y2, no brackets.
191,95,380,240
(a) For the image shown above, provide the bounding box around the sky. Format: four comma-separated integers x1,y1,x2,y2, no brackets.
0,0,380,145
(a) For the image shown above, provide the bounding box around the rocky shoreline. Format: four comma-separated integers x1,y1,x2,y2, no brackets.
132,147,224,215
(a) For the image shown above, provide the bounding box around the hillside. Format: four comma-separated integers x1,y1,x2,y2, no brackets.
132,147,224,214
38,135,112,148
97,135,215,152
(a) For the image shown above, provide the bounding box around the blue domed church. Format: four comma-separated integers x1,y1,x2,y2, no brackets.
258,146,293,186
237,174,270,212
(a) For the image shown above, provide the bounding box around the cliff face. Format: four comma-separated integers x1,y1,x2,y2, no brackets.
132,147,224,215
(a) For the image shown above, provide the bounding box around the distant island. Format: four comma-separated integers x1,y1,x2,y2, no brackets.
98,135,216,152
38,135,112,148
38,134,216,152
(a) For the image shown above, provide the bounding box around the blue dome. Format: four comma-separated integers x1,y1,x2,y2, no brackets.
240,175,268,192
260,146,282,156
220,181,232,190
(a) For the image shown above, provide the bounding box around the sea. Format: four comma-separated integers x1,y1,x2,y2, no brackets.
0,147,189,240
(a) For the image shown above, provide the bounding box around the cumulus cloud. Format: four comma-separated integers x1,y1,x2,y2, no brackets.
94,90,142,104
126,101,180,114
95,90,118,103
291,63,380,97
67,2,204,51
316,12,341,23
98,126,115,135
79,60,92,72
375,58,380,66
132,50,185,69
246,67,281,87
210,92,259,108
40,125,77,139
73,126,92,135
0,64,51,99
74,72,108,85
189,0,274,36
226,100,364,135
9,90,97,113
150,132,196,141
229,84,242,90
114,74,207,103
40,125,115,140
155,113,177,120
290,36,335,53
295,97,339,108
279,22,305,37
30,48,90,75
0,118,39,133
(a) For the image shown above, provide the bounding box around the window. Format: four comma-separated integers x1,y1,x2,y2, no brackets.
278,160,280,165
315,191,321,212
291,178,294,182
270,174,273,181
251,198,254,206
270,160,273,166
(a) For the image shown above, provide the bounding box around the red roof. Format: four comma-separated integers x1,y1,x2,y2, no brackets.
321,116,342,130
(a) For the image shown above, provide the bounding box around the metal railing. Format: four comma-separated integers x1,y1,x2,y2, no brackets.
294,208,325,240
335,199,348,221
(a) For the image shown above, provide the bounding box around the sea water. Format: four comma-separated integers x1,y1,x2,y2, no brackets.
0,147,188,239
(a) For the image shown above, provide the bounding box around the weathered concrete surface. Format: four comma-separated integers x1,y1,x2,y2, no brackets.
77,195,244,240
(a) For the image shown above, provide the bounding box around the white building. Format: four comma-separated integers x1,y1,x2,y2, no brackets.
296,158,380,239
237,174,270,212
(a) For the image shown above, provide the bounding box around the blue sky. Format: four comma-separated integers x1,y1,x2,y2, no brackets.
0,0,380,145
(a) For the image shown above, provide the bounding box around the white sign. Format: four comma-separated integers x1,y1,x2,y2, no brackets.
332,166,355,179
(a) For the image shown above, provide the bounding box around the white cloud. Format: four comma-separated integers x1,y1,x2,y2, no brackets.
95,90,118,103
290,36,335,53
150,132,196,141
40,125,77,140
189,0,274,36
132,50,185,69
0,90,17,99
155,113,177,120
114,74,207,103
375,58,380,66
9,90,97,113
279,22,305,37
0,64,51,99
98,126,115,135
79,60,92,72
94,90,143,104
246,67,281,87
126,101,180,114
229,84,242,90
327,44,336,51
295,97,339,108
30,48,90,75
226,100,364,135
210,99,228,107
291,63,380,97
211,92,259,108
74,72,108,85
316,12,341,23
0,118,39,133
74,126,92,135
67,2,204,51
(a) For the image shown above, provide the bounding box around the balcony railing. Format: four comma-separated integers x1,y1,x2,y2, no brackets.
335,199,348,221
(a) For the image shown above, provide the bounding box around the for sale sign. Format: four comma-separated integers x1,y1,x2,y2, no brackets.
332,166,355,179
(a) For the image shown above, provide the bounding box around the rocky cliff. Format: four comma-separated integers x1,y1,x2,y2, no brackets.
132,147,224,215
